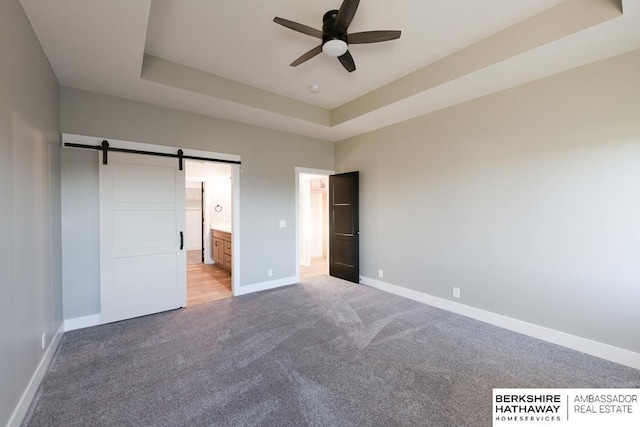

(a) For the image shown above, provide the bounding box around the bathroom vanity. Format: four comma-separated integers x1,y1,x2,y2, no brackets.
211,228,232,272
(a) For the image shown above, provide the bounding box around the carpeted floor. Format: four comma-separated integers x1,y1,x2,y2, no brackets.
23,276,640,426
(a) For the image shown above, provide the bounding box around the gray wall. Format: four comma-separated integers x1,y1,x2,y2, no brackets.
0,0,62,425
60,87,334,318
335,49,640,354
61,149,100,319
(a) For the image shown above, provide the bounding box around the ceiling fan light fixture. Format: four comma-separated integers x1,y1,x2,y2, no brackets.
274,0,401,72
322,39,348,57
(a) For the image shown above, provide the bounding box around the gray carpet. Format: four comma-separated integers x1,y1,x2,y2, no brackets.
23,277,640,426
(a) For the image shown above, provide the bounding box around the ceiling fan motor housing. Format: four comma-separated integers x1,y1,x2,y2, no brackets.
322,10,347,45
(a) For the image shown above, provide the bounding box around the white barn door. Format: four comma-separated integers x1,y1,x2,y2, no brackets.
99,152,186,324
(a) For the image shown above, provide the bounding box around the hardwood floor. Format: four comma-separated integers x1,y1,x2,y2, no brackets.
187,261,231,306
186,253,324,306
300,257,327,281
187,250,202,266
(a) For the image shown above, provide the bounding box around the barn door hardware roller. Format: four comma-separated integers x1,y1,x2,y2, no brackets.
64,140,242,170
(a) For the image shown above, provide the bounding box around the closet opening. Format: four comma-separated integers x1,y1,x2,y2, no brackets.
296,168,332,281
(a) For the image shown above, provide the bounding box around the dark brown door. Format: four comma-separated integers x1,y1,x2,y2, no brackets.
329,171,359,283
200,182,205,263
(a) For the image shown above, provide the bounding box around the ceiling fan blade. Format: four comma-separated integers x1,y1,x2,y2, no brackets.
348,30,401,44
334,0,360,33
274,17,322,39
338,50,356,73
290,45,323,67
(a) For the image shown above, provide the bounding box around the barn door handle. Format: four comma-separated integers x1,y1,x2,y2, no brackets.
180,231,184,250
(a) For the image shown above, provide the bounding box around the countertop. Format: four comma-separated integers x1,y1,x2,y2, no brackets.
211,223,232,234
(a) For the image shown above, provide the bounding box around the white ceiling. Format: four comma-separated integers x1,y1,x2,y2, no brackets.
145,0,565,109
19,0,640,142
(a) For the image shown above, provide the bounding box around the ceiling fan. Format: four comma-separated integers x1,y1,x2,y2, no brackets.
273,0,401,73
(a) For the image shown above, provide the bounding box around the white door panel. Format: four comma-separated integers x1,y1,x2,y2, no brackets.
113,163,177,203
114,211,176,249
100,152,186,324
114,254,177,296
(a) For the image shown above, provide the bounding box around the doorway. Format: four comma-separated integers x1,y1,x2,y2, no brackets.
185,160,234,305
68,132,241,323
297,168,333,281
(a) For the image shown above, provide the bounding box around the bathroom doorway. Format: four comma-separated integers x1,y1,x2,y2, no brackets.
185,160,234,305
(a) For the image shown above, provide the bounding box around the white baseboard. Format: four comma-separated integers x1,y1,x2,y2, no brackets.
234,276,298,296
360,276,640,370
64,314,101,331
7,323,64,427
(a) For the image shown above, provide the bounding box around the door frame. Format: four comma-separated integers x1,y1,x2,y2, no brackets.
295,167,334,282
64,133,241,299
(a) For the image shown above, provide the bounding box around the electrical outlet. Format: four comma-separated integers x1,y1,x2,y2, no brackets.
452,287,461,299
279,220,286,228
268,269,273,277
378,269,384,279
41,332,46,350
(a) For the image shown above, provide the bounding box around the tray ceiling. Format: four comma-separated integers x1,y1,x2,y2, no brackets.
19,0,639,141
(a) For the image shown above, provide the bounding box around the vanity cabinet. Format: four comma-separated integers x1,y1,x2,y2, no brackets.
212,229,232,272
223,234,232,270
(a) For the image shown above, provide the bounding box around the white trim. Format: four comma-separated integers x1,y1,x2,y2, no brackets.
360,276,640,370
231,164,240,296
7,323,64,427
234,276,298,296
64,314,101,331
294,167,333,282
